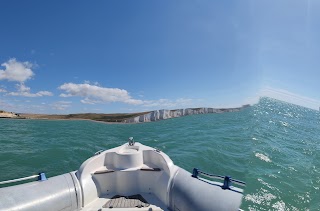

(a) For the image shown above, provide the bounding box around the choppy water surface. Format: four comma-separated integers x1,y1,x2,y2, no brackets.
0,98,319,210
243,98,320,210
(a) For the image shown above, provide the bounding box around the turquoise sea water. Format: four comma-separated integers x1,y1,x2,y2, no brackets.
0,98,319,210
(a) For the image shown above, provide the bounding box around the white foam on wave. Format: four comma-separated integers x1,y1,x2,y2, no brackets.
272,200,287,211
268,174,277,178
288,166,297,172
255,153,272,163
258,178,280,191
280,121,289,127
244,189,277,205
246,186,300,211
297,192,310,203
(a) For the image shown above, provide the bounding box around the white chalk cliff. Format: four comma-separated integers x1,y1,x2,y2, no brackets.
0,110,19,118
123,106,249,123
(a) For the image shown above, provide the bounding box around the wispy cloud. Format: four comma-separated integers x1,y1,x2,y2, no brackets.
51,101,72,111
143,98,194,108
83,80,100,86
0,58,34,82
260,87,320,110
0,99,15,110
59,82,143,105
0,88,7,93
7,83,53,97
80,98,101,105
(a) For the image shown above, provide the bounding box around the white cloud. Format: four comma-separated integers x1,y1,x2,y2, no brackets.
7,83,53,97
260,87,320,110
59,83,143,105
0,58,34,82
17,83,30,92
58,82,199,109
0,58,52,98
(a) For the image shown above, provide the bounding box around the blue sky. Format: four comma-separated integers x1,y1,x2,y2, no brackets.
0,0,319,113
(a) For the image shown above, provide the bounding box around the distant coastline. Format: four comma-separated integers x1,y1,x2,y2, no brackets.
0,105,250,123
123,105,250,123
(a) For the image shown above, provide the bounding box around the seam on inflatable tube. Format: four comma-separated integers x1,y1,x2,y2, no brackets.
167,168,180,209
69,172,81,210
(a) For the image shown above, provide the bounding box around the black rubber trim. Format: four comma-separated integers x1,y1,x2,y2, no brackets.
140,168,161,171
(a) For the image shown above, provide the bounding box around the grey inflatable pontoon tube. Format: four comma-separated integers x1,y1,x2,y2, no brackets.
0,172,81,211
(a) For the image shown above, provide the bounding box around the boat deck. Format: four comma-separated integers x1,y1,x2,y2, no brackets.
82,193,168,211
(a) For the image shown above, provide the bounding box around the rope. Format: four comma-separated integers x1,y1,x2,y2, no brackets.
0,174,39,185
